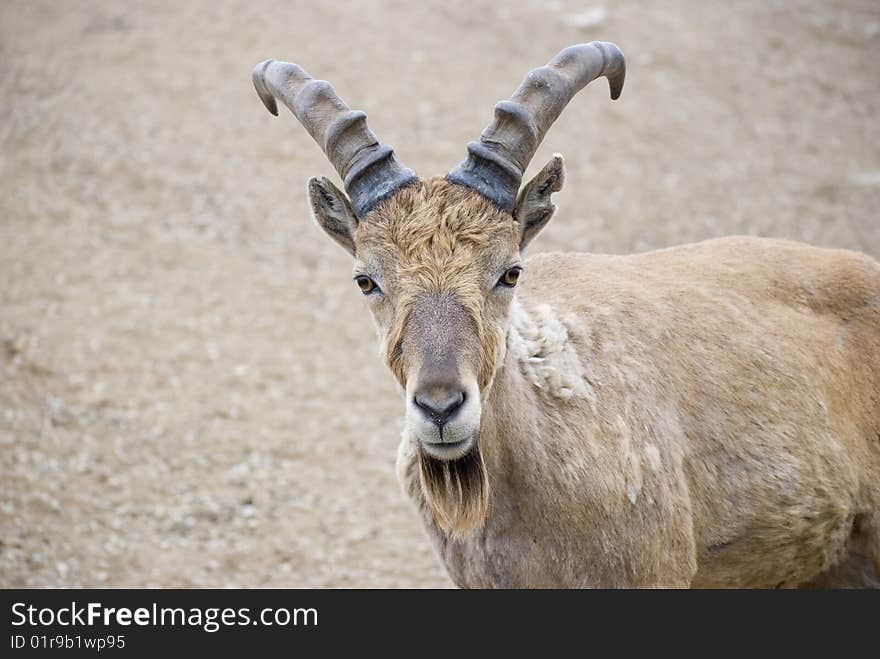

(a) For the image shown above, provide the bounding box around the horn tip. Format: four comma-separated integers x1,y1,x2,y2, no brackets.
252,60,280,116
608,68,625,100
598,42,625,100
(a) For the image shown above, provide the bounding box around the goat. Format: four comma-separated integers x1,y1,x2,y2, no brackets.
252,42,880,587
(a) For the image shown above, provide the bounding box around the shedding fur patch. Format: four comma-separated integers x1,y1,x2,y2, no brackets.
507,300,596,403
615,415,643,504
644,444,663,472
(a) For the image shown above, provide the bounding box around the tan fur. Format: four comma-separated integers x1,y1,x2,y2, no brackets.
339,178,880,588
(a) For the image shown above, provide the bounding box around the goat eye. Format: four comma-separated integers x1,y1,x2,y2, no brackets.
355,275,378,294
498,267,522,288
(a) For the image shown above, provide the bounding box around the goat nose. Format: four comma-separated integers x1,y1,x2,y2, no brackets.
413,388,466,427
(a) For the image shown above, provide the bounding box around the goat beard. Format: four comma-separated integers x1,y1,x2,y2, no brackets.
417,442,489,539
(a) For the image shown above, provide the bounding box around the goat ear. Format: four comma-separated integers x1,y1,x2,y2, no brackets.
514,154,565,249
308,177,359,256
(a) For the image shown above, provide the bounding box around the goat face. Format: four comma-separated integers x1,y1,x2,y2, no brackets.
308,170,563,461
254,42,621,534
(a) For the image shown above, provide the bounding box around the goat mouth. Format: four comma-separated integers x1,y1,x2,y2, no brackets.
419,437,473,461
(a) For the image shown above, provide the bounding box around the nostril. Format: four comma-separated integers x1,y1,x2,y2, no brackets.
414,390,466,427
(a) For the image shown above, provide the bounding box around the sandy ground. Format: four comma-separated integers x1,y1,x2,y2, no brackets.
1,0,878,587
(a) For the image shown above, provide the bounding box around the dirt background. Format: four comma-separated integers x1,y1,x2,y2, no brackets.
1,0,878,587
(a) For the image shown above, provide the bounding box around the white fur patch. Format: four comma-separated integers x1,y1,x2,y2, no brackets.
615,415,643,504
644,444,662,472
507,300,596,404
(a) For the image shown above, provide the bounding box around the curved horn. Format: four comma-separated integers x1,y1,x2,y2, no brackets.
447,41,625,212
253,60,417,218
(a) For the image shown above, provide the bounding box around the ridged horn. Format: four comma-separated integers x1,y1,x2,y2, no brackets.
253,59,417,218
447,41,625,212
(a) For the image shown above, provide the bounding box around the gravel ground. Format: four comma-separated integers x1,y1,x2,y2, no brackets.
1,0,878,587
